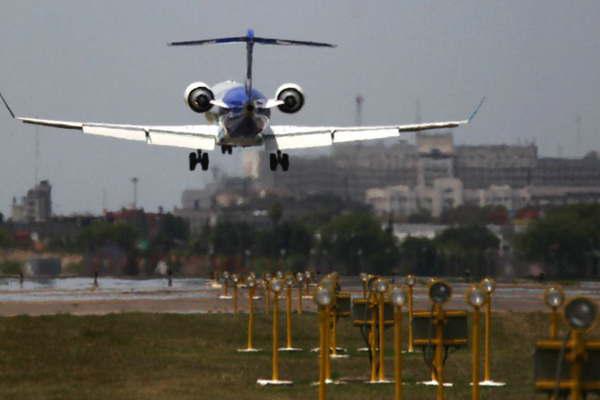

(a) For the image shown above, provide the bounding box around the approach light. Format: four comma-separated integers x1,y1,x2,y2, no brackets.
544,286,565,309
360,273,368,282
315,286,333,307
391,286,407,307
296,272,304,283
481,278,496,294
375,278,389,294
264,272,273,281
247,278,256,288
405,274,416,287
271,279,283,294
276,271,284,279
286,277,294,287
465,285,486,308
305,270,312,280
232,274,239,284
429,281,452,304
223,271,230,280
564,297,598,332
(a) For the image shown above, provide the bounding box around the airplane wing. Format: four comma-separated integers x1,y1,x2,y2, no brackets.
0,91,218,150
265,98,485,151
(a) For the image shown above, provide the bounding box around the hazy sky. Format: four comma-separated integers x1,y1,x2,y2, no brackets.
1,1,599,216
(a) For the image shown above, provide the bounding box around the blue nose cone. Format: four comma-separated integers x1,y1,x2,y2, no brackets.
247,29,255,39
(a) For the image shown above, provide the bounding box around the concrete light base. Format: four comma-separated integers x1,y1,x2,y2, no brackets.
479,380,506,387
356,347,369,352
418,380,453,387
365,379,393,384
330,353,350,359
311,379,346,386
310,347,348,354
237,348,262,353
218,295,233,300
257,379,293,386
278,347,303,352
302,295,313,299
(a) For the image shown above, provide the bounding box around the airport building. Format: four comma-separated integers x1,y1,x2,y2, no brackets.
175,132,600,223
11,180,52,223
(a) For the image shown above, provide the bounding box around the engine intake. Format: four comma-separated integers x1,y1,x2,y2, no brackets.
185,82,214,113
275,83,304,114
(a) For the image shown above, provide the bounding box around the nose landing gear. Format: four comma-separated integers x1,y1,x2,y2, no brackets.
189,150,209,171
269,151,290,171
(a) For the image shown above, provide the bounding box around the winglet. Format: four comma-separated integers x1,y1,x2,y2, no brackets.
468,96,486,123
0,91,16,119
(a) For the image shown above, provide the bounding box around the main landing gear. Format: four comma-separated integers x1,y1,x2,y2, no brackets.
269,151,290,171
189,150,209,171
221,145,233,155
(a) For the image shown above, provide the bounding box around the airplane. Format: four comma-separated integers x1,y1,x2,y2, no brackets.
0,29,484,172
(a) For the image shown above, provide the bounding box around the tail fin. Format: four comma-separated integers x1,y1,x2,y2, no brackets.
169,30,336,97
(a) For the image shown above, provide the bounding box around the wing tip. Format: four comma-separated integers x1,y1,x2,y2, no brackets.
0,90,16,119
468,96,486,123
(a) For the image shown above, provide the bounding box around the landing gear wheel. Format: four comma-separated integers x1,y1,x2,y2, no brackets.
280,153,290,171
227,146,233,155
269,153,278,171
200,152,209,170
189,152,198,171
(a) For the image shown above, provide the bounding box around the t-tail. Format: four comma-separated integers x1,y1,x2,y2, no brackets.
168,29,336,100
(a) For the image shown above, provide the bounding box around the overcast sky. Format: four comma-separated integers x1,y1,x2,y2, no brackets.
1,1,599,216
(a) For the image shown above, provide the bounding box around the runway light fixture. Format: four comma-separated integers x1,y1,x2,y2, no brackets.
375,278,389,294
481,277,496,295
429,281,452,305
544,286,565,309
466,285,486,308
405,274,416,287
391,285,407,308
271,278,283,294
315,286,333,307
564,297,598,332
276,271,284,279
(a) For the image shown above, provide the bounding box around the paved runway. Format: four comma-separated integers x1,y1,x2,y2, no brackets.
0,276,597,315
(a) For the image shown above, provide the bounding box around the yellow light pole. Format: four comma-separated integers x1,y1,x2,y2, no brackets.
466,285,486,400
315,286,333,398
406,274,416,353
534,297,599,400
480,278,505,386
280,277,302,352
238,278,262,353
360,273,369,299
257,278,292,386
296,272,304,314
219,270,231,299
232,274,240,314
263,273,272,315
391,286,407,400
544,285,565,339
417,280,453,398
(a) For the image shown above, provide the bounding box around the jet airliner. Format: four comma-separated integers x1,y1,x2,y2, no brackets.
1,30,484,172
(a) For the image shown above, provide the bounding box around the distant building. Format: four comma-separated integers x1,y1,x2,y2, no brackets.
11,180,52,223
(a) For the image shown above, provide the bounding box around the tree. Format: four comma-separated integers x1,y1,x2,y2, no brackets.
321,212,399,275
0,228,11,249
516,204,600,277
434,225,500,277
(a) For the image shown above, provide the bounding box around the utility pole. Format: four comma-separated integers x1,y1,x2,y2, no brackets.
131,177,138,210
355,94,364,126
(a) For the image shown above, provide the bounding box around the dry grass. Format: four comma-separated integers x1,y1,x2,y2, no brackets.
0,310,597,399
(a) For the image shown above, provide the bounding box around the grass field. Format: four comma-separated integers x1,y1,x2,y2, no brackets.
0,310,596,400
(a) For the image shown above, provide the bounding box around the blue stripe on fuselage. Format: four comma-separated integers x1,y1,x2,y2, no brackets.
222,86,266,108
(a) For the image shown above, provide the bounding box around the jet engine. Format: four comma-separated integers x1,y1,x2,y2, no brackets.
275,83,304,114
185,82,214,113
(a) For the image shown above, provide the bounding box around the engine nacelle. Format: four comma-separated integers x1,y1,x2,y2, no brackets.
185,82,214,113
275,83,305,114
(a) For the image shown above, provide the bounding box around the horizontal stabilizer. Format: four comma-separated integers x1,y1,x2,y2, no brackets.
169,30,336,48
